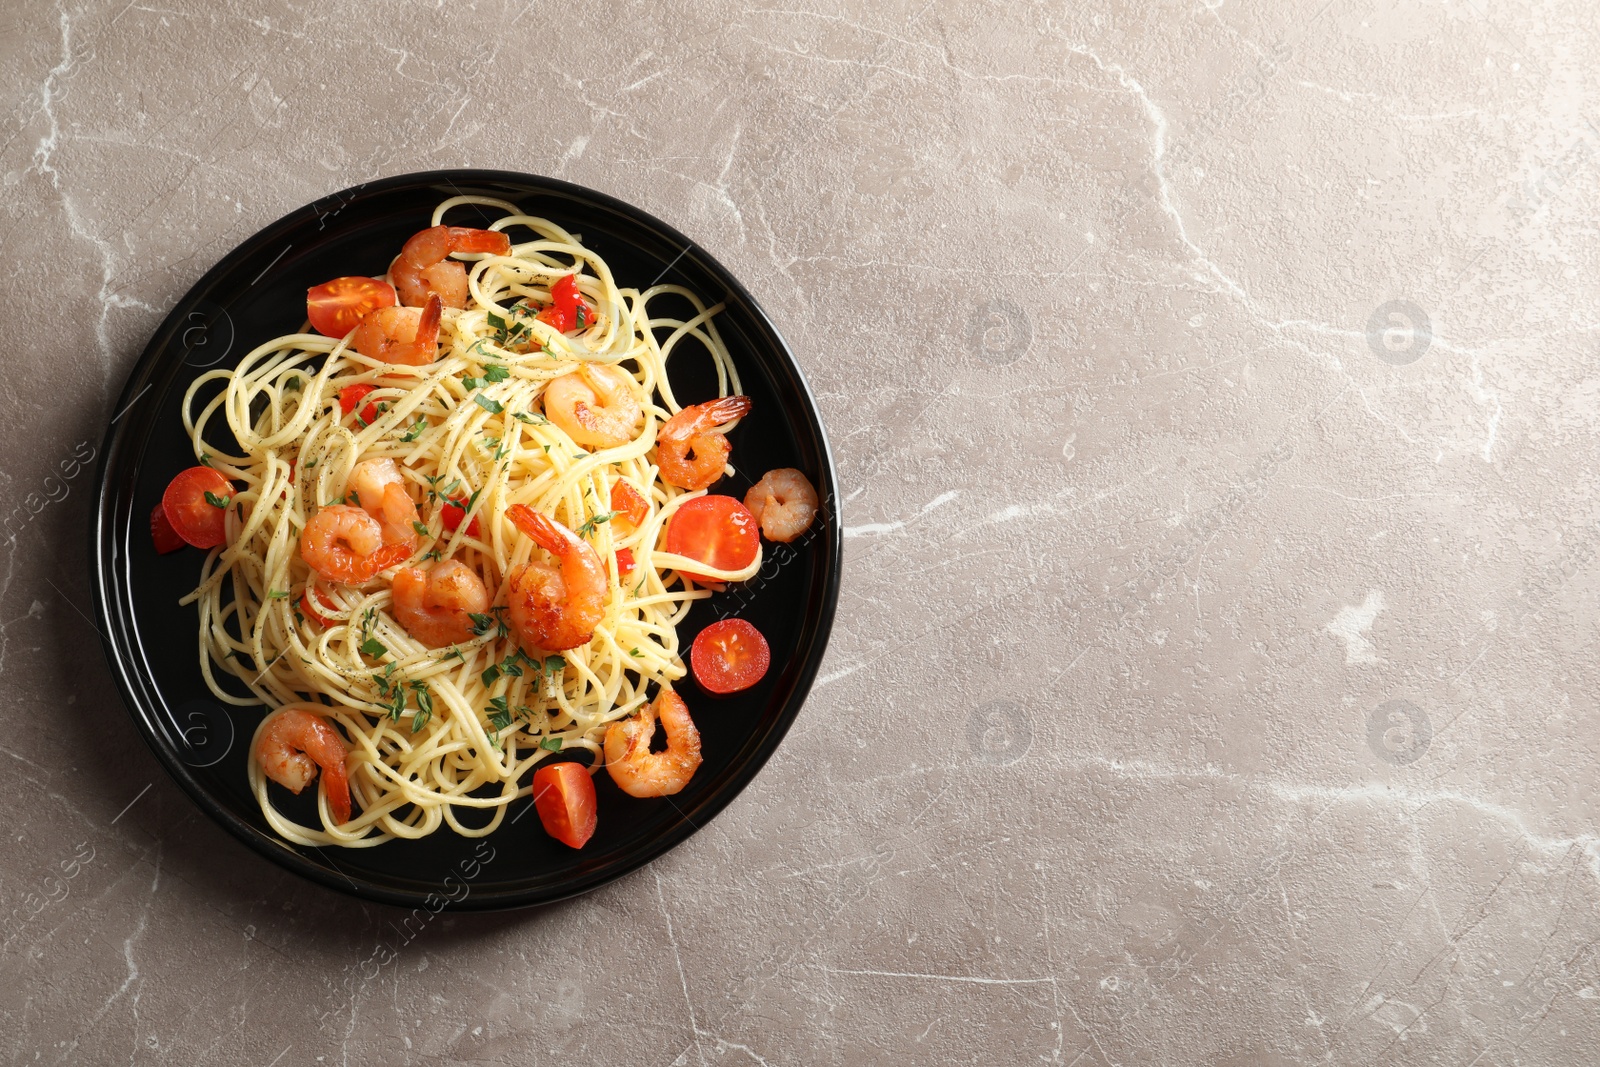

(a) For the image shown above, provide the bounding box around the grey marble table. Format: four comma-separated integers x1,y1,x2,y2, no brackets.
4,0,1598,1063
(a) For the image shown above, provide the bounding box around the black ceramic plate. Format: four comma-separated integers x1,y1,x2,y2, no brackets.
91,171,839,910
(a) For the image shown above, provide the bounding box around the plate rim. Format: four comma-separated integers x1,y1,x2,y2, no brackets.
89,168,841,911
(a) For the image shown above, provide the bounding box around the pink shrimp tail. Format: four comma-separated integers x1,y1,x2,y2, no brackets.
506,504,573,556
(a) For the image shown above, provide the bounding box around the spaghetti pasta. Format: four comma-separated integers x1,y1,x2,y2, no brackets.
177,196,761,847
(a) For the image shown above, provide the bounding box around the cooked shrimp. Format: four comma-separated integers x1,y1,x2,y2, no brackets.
604,690,702,798
657,395,752,490
256,707,352,824
351,293,442,365
504,504,606,652
744,468,819,542
542,364,643,449
390,561,489,647
300,505,410,584
348,458,420,549
392,225,512,309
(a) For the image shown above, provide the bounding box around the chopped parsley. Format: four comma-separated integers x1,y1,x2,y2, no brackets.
512,411,548,426
467,605,511,638
483,363,510,383
267,589,290,600
360,636,388,658
473,394,504,415
486,696,514,736
412,520,430,539
400,418,428,443
539,736,563,752
203,490,230,509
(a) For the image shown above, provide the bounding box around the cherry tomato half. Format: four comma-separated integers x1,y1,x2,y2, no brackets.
338,384,382,426
150,503,186,554
664,495,758,584
441,495,482,538
307,277,395,337
691,618,771,694
531,762,597,849
615,547,636,578
161,466,235,549
610,478,649,527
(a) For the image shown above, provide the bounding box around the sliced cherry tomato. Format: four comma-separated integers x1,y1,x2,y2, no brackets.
300,588,340,628
535,274,595,333
531,762,597,849
441,495,482,538
150,503,186,554
664,495,759,584
307,276,396,337
161,466,235,549
691,618,771,694
615,547,636,578
610,478,649,527
338,384,382,426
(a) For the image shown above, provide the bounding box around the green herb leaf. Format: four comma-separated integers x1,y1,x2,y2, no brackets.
203,490,230,509
462,376,484,391
486,311,507,333
412,521,430,538
267,590,290,599
360,637,388,658
481,664,501,687
576,512,614,537
487,695,513,733
284,375,303,392
400,418,428,442
483,363,510,383
410,707,431,732
473,394,503,415
628,647,644,657
539,736,563,752
199,452,213,467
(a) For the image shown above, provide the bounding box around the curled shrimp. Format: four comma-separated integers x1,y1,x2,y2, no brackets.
744,468,819,542
392,225,512,308
351,293,442,365
504,504,606,652
657,395,752,490
299,505,410,584
603,690,702,798
390,560,489,648
542,364,643,450
256,707,352,824
348,458,420,549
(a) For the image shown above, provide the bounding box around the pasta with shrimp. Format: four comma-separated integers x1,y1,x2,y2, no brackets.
178,195,762,847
